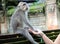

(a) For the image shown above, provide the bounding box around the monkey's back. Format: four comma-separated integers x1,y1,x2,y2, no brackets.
10,12,24,30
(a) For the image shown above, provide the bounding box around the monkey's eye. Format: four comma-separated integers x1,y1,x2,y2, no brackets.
23,4,26,6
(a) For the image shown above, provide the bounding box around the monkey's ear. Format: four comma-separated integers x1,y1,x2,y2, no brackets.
17,2,27,6
17,2,24,6
17,2,22,6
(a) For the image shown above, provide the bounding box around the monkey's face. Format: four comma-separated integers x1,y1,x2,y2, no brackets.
18,2,29,11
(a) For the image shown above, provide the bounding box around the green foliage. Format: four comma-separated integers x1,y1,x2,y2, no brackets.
7,6,15,16
29,3,45,15
57,0,60,10
7,2,45,16
7,8,15,16
30,3,44,12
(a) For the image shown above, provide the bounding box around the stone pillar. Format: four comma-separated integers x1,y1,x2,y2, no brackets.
1,16,8,34
46,0,58,30
1,0,8,34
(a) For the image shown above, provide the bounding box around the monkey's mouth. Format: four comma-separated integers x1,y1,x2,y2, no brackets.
23,7,28,11
26,8,28,10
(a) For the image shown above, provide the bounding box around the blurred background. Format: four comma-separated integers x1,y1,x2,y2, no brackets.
0,0,60,34
0,0,60,44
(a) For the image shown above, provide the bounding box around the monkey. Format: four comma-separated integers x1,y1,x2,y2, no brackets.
9,2,39,44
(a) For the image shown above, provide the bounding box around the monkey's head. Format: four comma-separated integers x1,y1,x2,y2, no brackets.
17,2,29,12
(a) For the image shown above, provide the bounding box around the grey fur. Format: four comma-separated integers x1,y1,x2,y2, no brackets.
9,2,38,44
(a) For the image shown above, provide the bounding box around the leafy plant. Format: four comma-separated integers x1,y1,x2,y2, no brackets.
7,2,45,16
7,6,15,16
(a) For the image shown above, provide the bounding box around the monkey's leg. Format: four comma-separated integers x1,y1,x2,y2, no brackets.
16,29,39,44
22,29,39,44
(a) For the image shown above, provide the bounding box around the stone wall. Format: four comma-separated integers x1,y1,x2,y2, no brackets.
29,13,47,31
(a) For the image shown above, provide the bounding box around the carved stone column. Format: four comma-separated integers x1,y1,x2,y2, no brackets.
1,0,8,34
46,0,58,30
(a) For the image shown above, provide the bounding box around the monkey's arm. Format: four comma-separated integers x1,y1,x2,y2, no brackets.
21,14,35,30
29,29,40,35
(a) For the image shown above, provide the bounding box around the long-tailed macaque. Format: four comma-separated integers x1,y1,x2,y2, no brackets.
9,2,39,44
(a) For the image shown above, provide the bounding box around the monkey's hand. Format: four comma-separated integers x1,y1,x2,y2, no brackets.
36,29,43,33
28,29,40,35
